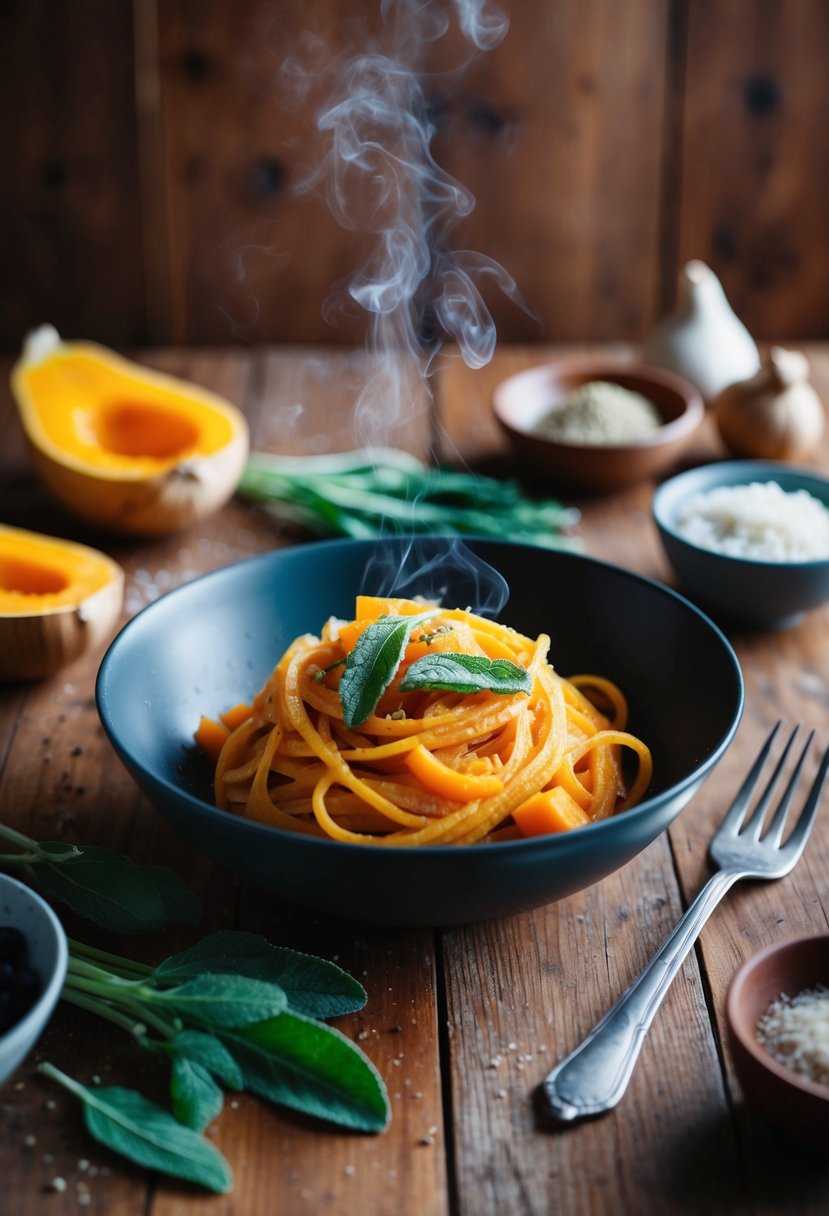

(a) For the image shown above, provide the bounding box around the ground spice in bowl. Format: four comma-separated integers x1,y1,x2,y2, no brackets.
533,380,662,445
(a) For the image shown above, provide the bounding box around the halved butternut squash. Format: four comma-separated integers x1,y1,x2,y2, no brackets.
11,326,249,536
0,524,124,680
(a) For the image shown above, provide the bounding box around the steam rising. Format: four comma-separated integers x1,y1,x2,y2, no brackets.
290,0,516,615
293,0,515,410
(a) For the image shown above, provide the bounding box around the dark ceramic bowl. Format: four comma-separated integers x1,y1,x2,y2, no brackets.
652,461,829,628
727,933,829,1146
0,874,68,1086
492,358,703,493
96,538,743,926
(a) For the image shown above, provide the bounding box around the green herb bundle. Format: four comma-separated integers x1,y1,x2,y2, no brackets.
0,824,389,1194
239,447,579,547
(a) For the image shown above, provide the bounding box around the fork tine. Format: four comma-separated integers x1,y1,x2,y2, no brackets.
780,743,829,862
742,724,800,840
763,730,814,846
717,720,782,837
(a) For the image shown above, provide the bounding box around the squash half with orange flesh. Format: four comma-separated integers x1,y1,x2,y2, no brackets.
0,524,124,680
11,326,249,536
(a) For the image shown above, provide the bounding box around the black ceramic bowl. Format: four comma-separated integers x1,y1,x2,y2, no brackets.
96,539,743,926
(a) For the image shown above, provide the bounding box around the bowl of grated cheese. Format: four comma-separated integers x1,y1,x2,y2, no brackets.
492,358,703,494
652,460,829,628
727,932,829,1146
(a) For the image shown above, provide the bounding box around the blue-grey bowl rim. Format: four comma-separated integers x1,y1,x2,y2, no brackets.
96,536,745,857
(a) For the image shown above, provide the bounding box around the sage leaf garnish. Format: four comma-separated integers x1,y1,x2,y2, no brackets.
400,652,532,696
38,1064,232,1194
221,1009,390,1132
339,609,438,728
150,973,287,1028
154,930,366,1018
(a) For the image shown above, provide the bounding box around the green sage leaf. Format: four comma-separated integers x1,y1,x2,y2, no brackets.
153,930,366,1018
220,1009,389,1132
39,1066,231,1193
27,845,168,933
339,610,438,728
167,1030,244,1090
400,652,532,696
142,864,202,927
170,1057,225,1131
26,844,201,934
151,973,287,1028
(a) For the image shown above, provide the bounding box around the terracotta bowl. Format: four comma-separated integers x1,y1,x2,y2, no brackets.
726,933,829,1145
492,358,704,494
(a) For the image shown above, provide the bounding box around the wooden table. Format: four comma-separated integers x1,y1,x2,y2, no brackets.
1,344,828,1216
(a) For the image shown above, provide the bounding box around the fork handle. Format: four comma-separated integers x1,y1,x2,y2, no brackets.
544,868,741,1122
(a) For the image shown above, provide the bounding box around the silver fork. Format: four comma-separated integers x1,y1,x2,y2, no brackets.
544,721,829,1123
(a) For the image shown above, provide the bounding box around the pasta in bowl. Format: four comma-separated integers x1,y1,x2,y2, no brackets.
96,538,743,925
197,597,653,846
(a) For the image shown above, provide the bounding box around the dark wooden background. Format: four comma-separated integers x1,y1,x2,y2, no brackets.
3,0,829,354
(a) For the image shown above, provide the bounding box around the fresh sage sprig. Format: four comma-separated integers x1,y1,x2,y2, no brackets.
400,653,532,696
239,447,581,548
0,823,201,933
339,609,438,728
39,929,389,1193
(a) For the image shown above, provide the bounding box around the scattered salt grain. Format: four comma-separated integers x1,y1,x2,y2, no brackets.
756,984,829,1086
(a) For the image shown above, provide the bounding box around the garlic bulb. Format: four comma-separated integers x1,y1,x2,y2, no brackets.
712,347,825,461
642,260,760,401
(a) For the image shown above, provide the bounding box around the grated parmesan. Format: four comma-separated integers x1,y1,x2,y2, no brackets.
676,481,829,562
755,984,829,1087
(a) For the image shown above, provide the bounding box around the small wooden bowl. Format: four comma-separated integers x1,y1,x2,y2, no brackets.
492,359,703,494
726,933,829,1146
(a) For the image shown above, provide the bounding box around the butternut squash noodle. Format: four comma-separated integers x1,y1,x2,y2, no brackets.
196,597,652,845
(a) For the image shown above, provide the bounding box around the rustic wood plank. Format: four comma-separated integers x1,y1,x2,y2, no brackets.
436,348,745,1215
439,347,829,1214
666,349,829,1214
442,857,745,1216
0,0,145,350
155,0,385,346
0,349,259,1214
0,345,447,1215
679,0,829,339
4,341,829,1215
427,1,670,343
152,345,444,1216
